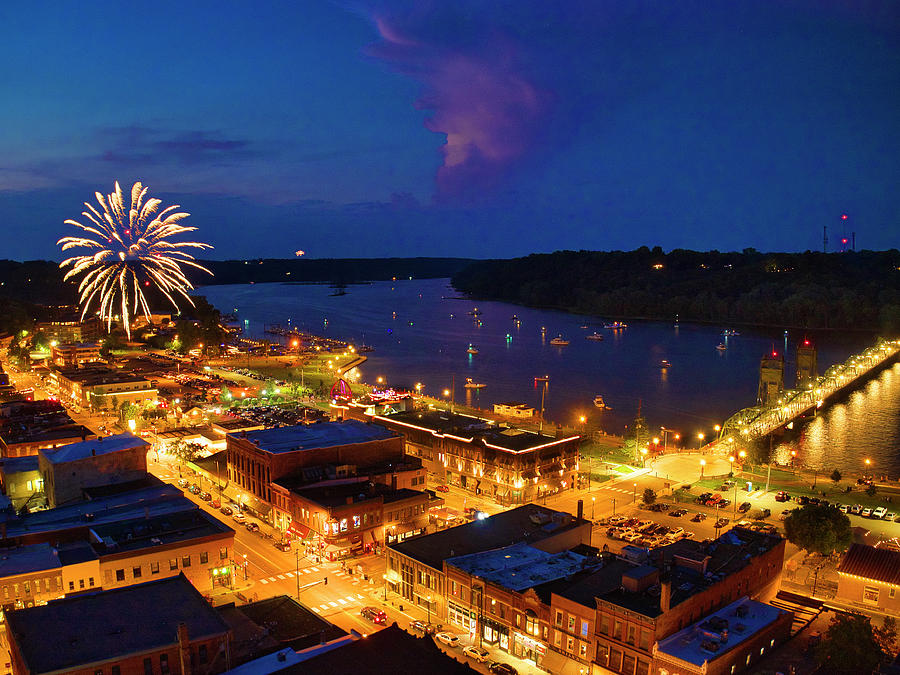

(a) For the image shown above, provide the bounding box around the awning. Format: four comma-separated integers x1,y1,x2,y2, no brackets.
288,522,311,539
540,649,586,675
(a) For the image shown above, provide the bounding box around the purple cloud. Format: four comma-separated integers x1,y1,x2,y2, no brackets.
365,7,546,198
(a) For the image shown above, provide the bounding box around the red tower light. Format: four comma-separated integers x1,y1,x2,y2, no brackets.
841,214,848,220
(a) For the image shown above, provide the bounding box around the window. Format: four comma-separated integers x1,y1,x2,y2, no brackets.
68,581,75,591
555,610,563,627
525,612,539,636
891,588,896,599
600,616,610,635
340,518,348,532
115,569,125,582
353,515,360,528
133,566,142,579
95,670,103,675
636,660,650,675
143,657,153,675
568,615,576,632
89,577,95,587
622,654,636,675
614,619,623,640
200,552,208,564
79,579,85,589
640,629,651,650
199,645,208,664
112,667,120,675
169,559,178,571
580,642,587,658
863,586,880,604
581,620,589,638
182,555,191,568
160,654,169,674
151,562,160,574
220,547,228,560
627,625,636,645
554,630,561,647
566,635,575,652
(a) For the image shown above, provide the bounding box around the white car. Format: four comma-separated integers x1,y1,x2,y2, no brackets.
608,515,628,525
463,646,490,662
873,507,887,519
436,632,460,647
861,507,873,518
232,512,247,523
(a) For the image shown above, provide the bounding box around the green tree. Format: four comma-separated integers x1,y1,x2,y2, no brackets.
642,488,657,505
815,613,896,674
830,469,842,486
866,483,877,497
784,504,851,555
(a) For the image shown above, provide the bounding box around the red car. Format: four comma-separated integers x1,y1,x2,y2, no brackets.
436,485,450,493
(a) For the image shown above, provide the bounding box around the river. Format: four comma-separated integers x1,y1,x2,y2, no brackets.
196,278,899,477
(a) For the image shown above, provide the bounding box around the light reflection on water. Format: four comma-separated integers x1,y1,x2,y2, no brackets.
775,363,900,476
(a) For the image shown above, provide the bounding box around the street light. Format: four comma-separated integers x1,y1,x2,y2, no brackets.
591,496,596,520
697,432,705,448
699,459,706,480
632,482,637,503
640,447,648,468
728,455,735,478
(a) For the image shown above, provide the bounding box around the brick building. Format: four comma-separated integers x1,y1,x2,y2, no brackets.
50,342,101,369
373,409,580,504
225,420,401,507
53,367,157,413
0,543,63,614
6,574,232,675
386,504,592,628
39,433,150,508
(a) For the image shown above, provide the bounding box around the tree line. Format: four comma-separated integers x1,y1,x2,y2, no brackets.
451,248,900,332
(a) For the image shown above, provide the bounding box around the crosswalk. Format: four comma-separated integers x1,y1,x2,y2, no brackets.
258,565,321,584
257,567,363,589
311,594,366,614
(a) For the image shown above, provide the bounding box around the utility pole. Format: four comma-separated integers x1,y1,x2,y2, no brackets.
539,380,548,433
296,548,301,601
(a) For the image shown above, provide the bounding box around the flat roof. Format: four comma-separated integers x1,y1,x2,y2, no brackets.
656,597,788,666
57,368,151,386
89,508,233,555
6,575,230,674
376,409,578,453
293,482,422,508
0,423,93,446
0,543,61,577
236,421,396,454
389,504,588,571
234,595,346,650
40,433,149,464
278,624,473,675
447,542,588,591
0,456,40,474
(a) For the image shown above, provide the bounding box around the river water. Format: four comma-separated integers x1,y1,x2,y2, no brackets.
196,278,900,477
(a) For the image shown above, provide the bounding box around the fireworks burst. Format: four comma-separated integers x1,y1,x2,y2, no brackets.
58,181,213,339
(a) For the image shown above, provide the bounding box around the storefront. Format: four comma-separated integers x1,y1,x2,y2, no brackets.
513,631,547,667
448,599,477,634
482,617,510,652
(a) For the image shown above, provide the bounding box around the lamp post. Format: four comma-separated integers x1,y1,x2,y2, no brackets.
591,496,596,520
660,428,677,451
713,424,721,441
640,447,648,468
697,432,705,449
699,459,706,480
864,458,871,481
632,482,637,503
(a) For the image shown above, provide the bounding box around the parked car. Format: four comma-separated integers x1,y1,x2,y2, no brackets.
436,632,460,647
273,541,291,552
718,498,731,508
691,513,707,522
608,515,628,525
199,491,212,501
232,512,247,523
410,620,437,635
738,502,752,513
850,504,862,514
489,663,518,675
669,527,684,538
177,479,189,488
780,509,794,520
774,491,790,502
188,484,201,495
464,646,490,662
796,495,809,505
873,507,887,519
245,521,260,532
361,607,387,624
886,512,897,521
435,485,450,493
220,505,233,516
861,507,872,518
839,504,850,513
714,518,730,528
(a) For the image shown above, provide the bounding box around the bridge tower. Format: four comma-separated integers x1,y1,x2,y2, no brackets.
796,338,818,388
757,350,784,406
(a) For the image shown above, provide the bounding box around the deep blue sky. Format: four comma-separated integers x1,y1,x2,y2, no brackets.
2,1,898,260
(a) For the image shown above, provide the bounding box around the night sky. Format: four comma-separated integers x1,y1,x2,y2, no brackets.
2,1,898,260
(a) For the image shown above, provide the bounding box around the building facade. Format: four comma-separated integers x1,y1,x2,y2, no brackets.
836,543,900,615
53,367,157,413
374,410,580,504
50,342,101,369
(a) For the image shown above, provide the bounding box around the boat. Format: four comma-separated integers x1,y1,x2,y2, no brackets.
722,329,740,337
468,308,481,316
715,343,727,351
550,336,570,346
466,344,479,355
660,359,671,368
534,375,550,384
357,345,375,353
464,378,486,389
585,332,604,341
604,321,628,329
511,314,519,321
593,395,611,409
580,325,589,330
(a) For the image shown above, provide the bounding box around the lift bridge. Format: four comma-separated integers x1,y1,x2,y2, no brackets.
719,338,900,444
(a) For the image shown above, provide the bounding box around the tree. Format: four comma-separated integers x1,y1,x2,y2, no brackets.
830,469,842,486
784,504,851,555
866,483,877,497
642,488,657,505
815,612,896,674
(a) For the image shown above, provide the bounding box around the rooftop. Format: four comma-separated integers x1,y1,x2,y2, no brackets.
0,423,93,447
0,542,61,577
39,433,149,464
89,508,233,555
837,543,900,586
6,575,230,675
57,368,151,386
292,481,423,508
0,456,40,474
278,624,474,675
447,542,589,591
236,421,396,454
232,595,346,651
376,409,578,453
389,504,589,571
656,597,788,666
